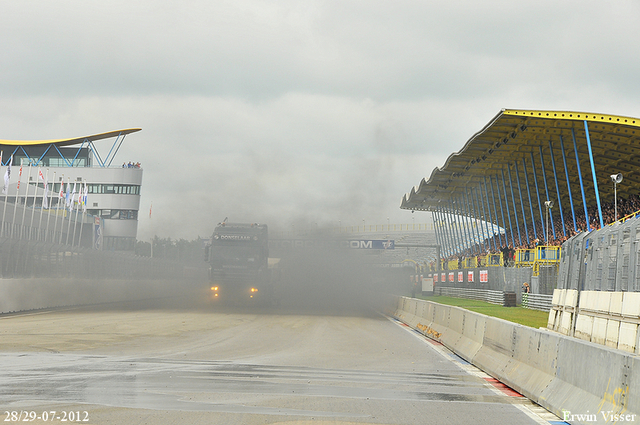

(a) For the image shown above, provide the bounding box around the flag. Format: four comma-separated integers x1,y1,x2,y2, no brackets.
65,181,71,208
59,181,64,199
70,182,77,211
38,169,49,209
149,202,152,218
16,166,22,191
78,182,83,210
82,182,88,212
2,155,12,195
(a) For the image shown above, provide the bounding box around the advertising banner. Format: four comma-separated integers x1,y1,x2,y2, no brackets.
480,270,488,283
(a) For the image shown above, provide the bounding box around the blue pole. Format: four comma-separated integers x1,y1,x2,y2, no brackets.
506,165,522,247
493,174,508,247
514,161,529,244
472,186,485,252
488,175,503,247
501,168,516,248
572,128,591,232
560,135,578,233
447,198,460,255
465,191,478,254
456,194,469,250
438,205,451,257
584,121,604,229
448,198,461,254
441,206,454,257
465,188,480,253
478,182,492,252
462,191,476,254
435,207,446,257
431,211,440,253
522,157,538,239
539,145,556,239
548,140,567,237
530,151,546,238
458,193,471,253
457,196,467,253
433,210,447,257
483,176,497,251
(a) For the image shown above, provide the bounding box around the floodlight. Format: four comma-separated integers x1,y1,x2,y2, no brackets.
611,173,623,184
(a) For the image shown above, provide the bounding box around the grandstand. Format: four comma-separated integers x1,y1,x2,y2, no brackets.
401,109,640,258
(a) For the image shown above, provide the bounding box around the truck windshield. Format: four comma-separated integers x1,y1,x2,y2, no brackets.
211,243,264,265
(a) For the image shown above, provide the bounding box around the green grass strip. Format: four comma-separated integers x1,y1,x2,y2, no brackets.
417,295,549,329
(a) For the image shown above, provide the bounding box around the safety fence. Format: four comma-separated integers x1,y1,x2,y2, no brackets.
557,211,640,292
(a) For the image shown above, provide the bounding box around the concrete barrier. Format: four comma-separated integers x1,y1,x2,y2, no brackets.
0,277,195,314
574,314,594,341
392,296,639,424
625,355,640,419
542,336,630,422
448,309,486,362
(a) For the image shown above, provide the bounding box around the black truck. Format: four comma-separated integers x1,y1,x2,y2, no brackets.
204,222,278,303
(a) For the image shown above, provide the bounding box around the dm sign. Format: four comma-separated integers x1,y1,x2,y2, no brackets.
347,240,395,249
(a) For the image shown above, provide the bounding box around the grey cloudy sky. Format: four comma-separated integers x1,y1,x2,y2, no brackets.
1,1,640,240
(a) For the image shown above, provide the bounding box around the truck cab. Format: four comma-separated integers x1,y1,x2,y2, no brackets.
204,222,270,302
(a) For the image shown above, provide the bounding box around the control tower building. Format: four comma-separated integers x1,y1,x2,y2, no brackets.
0,129,143,251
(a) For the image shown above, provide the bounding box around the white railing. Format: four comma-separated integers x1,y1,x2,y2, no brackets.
436,287,505,306
522,293,553,311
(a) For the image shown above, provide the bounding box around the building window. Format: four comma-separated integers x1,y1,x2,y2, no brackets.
87,184,140,195
88,209,138,220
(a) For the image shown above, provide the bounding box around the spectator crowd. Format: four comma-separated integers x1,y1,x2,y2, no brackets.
435,193,640,268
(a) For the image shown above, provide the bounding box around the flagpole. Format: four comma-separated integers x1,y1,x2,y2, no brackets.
21,165,32,240
53,174,63,244
76,181,87,248
29,167,39,241
71,180,84,248
62,177,71,244
1,155,12,238
45,171,54,242
38,169,48,238
65,178,73,245
72,195,80,249
11,164,23,239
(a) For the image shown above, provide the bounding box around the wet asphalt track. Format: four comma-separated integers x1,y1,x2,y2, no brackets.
0,298,561,424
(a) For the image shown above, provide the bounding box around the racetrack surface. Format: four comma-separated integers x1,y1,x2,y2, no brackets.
0,296,560,424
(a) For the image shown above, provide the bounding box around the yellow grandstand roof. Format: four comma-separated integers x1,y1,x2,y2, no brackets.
0,128,141,147
401,109,640,219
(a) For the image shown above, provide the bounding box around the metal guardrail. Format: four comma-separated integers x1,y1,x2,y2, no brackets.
521,293,553,311
436,287,552,311
515,249,535,268
436,287,506,306
485,253,503,267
